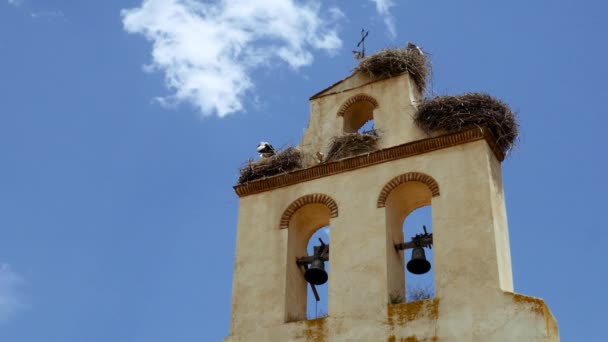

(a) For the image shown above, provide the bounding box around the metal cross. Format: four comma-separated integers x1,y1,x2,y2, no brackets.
352,29,369,60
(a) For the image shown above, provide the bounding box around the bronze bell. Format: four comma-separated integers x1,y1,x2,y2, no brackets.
407,246,431,275
304,259,328,285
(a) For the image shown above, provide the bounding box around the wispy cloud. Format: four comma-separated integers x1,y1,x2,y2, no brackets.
7,0,23,7
0,263,27,323
8,1,65,21
369,0,396,38
122,0,343,118
30,10,65,19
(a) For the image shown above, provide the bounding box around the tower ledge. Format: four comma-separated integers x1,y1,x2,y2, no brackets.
234,126,503,197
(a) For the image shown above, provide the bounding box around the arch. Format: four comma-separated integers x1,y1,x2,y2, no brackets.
383,174,438,305
337,93,379,117
280,194,338,229
283,195,336,322
377,172,440,208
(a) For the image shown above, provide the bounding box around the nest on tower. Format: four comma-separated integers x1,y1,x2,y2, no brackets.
238,147,302,184
355,47,429,94
415,93,519,154
325,132,379,162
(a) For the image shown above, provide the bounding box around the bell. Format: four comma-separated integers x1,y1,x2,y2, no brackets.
304,258,328,285
407,246,431,275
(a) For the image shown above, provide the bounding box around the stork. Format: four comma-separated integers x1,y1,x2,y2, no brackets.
316,151,325,163
256,142,276,158
407,41,424,56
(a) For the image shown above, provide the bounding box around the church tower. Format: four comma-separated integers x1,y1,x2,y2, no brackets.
226,48,559,341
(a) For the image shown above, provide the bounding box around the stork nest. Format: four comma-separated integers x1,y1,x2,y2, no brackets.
325,132,379,162
355,47,429,94
238,147,302,184
415,93,518,154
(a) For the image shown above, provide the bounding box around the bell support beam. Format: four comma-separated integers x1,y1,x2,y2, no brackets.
296,244,329,266
394,236,433,251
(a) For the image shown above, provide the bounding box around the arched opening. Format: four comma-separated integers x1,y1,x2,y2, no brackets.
384,180,435,304
284,200,334,322
306,226,330,319
403,206,435,302
338,94,378,134
342,100,375,134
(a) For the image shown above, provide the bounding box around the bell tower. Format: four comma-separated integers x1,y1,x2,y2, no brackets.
226,48,559,341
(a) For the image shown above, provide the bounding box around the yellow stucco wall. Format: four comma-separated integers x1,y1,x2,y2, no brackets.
226,73,558,341
300,72,423,167
226,140,558,341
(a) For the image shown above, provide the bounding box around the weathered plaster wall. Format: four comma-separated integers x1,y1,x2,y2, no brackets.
226,72,557,341
226,140,558,341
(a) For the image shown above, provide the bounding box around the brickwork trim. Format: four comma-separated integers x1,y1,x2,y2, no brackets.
337,93,379,116
376,172,440,208
234,127,503,198
279,194,339,229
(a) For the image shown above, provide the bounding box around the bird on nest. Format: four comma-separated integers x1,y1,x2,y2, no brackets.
256,142,276,158
407,42,424,55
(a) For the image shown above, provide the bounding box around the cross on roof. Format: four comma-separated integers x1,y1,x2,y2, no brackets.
352,29,369,60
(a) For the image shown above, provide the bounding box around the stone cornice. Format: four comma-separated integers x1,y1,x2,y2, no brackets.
234,127,503,198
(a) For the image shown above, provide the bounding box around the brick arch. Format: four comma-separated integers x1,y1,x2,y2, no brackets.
337,93,379,117
279,194,338,229
377,172,440,208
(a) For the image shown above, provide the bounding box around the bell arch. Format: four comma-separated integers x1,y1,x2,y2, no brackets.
282,194,337,322
381,172,439,304
280,193,338,229
377,172,440,208
337,93,379,117
338,93,378,133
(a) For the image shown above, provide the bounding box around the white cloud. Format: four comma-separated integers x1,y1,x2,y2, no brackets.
7,0,23,7
369,0,396,38
0,263,27,323
121,0,343,117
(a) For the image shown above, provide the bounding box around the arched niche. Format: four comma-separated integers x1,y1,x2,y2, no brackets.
283,194,338,322
379,173,440,304
280,194,338,229
377,172,440,208
338,94,378,133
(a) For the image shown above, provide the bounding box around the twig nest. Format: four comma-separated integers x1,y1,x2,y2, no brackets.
325,132,379,162
415,93,518,154
355,47,429,94
238,147,302,184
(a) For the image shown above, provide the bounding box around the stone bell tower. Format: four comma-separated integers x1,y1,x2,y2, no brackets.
226,50,559,341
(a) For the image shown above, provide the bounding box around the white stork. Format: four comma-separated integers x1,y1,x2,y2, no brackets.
407,42,424,56
316,151,324,163
256,142,276,158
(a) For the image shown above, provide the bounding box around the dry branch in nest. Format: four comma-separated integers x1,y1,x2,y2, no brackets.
355,47,429,94
325,132,379,162
238,147,302,184
415,93,519,154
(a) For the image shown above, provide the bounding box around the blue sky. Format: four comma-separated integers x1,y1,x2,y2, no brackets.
1,0,607,341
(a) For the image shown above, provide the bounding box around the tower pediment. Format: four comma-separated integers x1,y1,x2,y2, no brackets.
299,70,425,168
309,70,375,100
